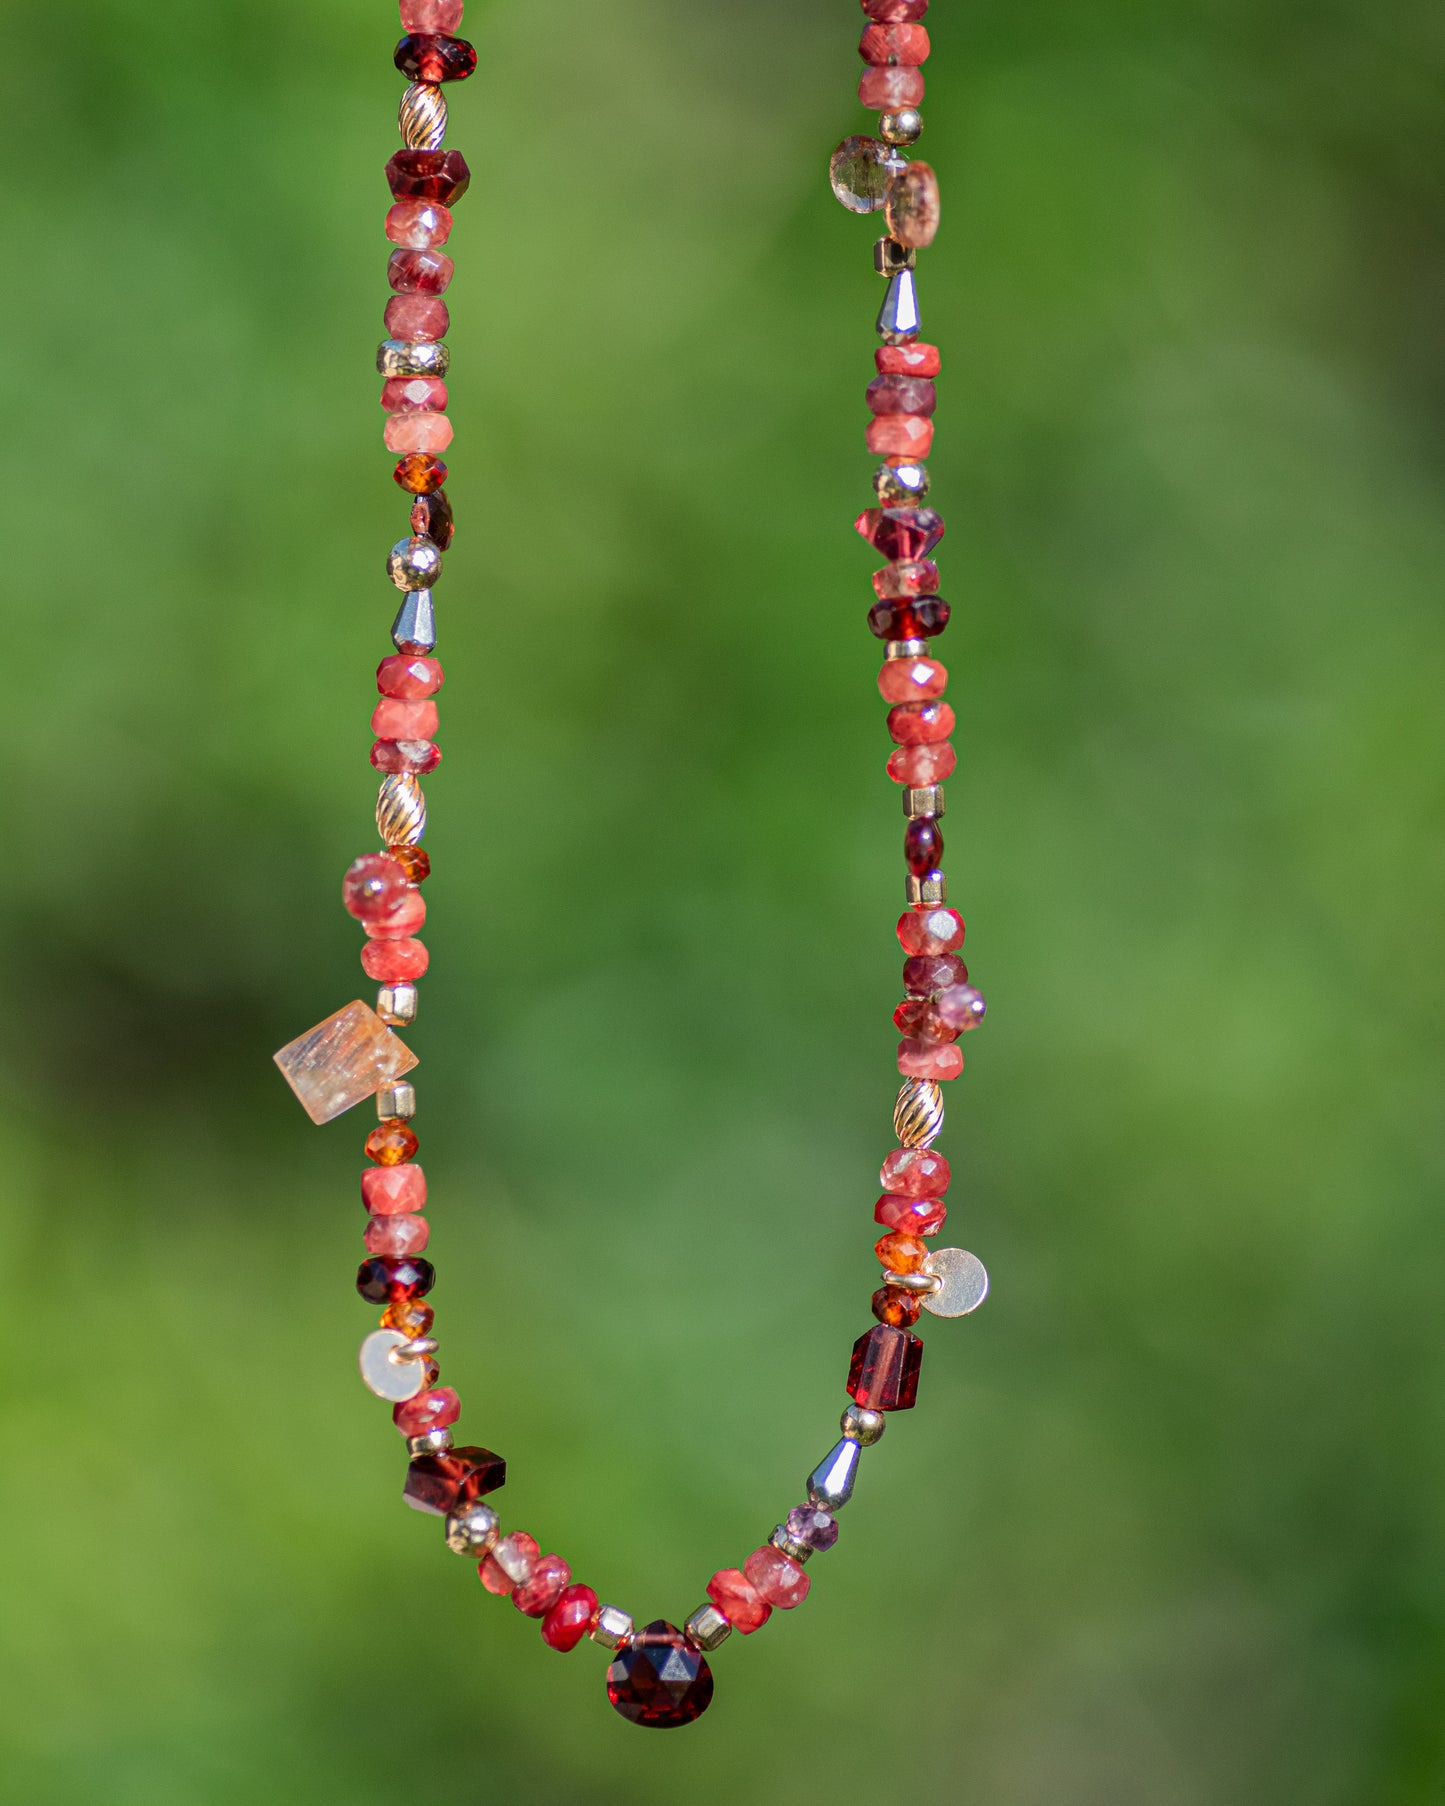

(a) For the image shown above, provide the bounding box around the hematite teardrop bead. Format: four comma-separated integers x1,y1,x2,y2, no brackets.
606,1621,715,1728
877,267,921,341
392,589,437,654
806,1437,861,1509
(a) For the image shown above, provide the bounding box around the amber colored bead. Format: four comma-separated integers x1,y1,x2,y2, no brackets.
382,1296,435,1338
418,1355,441,1387
367,1119,419,1166
390,844,432,884
394,453,448,494
875,1230,929,1273
872,1285,923,1327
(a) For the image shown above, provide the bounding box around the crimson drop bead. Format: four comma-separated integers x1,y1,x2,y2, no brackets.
394,32,477,81
905,817,944,873
868,596,951,640
356,1255,435,1303
386,148,471,204
847,1323,924,1411
607,1621,715,1729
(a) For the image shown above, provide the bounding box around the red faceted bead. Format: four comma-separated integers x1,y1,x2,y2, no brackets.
392,1385,459,1438
743,1545,810,1609
542,1584,599,1651
410,487,454,550
361,884,426,938
394,32,477,82
903,952,968,994
386,199,452,250
607,1621,715,1728
868,596,951,641
706,1568,772,1634
899,1037,964,1079
371,738,443,775
479,1530,538,1595
400,0,464,29
384,293,449,343
365,1211,430,1257
859,64,925,109
378,654,444,699
848,1323,923,1411
362,1163,428,1215
904,816,944,874
876,341,941,377
862,0,928,18
393,452,448,494
342,852,410,924
896,907,964,959
388,247,454,294
859,22,930,64
513,1554,571,1618
887,740,957,785
875,1191,947,1235
888,701,955,745
880,1144,951,1195
362,937,429,981
878,657,946,704
867,374,937,419
873,559,940,599
386,148,471,204
403,1444,506,1515
372,697,439,744
893,995,945,1037
855,505,944,561
382,375,449,414
356,1255,435,1303
868,415,934,458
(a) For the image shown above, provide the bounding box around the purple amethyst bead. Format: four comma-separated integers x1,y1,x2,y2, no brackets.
786,1505,840,1552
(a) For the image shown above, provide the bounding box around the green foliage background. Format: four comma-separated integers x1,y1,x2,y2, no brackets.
2,0,1442,1800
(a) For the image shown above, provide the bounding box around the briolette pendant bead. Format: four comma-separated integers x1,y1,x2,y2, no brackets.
606,1621,715,1729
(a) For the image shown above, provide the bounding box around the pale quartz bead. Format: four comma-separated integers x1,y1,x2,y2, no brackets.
384,411,454,454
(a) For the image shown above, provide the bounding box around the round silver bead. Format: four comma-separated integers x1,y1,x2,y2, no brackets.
879,108,924,147
387,536,443,592
377,773,427,847
875,461,930,503
444,1501,500,1557
377,338,450,380
407,1428,453,1456
894,1077,945,1149
591,1604,635,1650
398,81,447,151
841,1403,887,1447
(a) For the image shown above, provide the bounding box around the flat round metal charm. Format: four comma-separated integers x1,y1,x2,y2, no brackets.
920,1247,989,1318
359,1327,427,1401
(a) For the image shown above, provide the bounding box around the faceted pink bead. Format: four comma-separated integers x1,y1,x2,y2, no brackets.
371,738,443,776
343,852,411,924
479,1531,539,1596
876,341,941,377
867,374,937,418
541,1584,599,1651
898,1037,964,1080
862,0,929,19
887,741,957,785
399,0,463,30
378,655,444,699
363,887,426,940
362,937,429,981
875,1191,947,1235
903,951,968,993
362,1163,428,1215
888,701,955,745
384,411,454,455
878,657,946,703
384,294,450,343
365,1211,431,1257
388,247,454,294
385,199,453,249
381,376,449,414
936,984,987,1033
371,697,439,741
896,907,964,959
706,1568,772,1635
859,23,930,65
880,1144,951,1197
873,560,940,600
858,64,925,109
393,1386,460,1438
867,415,934,458
743,1546,810,1610
512,1555,571,1619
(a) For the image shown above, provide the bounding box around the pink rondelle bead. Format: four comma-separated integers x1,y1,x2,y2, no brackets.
875,1191,947,1235
362,937,429,982
541,1584,599,1652
867,414,934,459
876,341,941,377
896,907,965,958
859,64,925,109
898,1037,964,1081
362,1164,428,1216
393,1386,460,1438
859,22,930,65
873,560,940,600
399,0,463,31
888,701,955,746
479,1531,538,1596
342,852,410,924
385,199,453,249
880,1145,951,1197
512,1555,571,1619
388,247,453,294
377,655,445,700
887,741,957,786
879,658,947,704
384,294,450,343
371,738,443,776
862,0,929,19
706,1568,772,1635
384,411,454,455
365,1211,430,1257
372,696,440,741
743,1546,811,1610
363,887,426,940
381,376,449,414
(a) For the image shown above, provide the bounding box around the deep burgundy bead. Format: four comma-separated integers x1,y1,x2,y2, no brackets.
855,505,945,563
847,1324,924,1411
867,373,937,418
904,817,944,874
394,32,478,82
386,148,472,204
356,1255,435,1303
606,1621,715,1729
868,596,951,640
388,247,454,295
903,952,968,994
410,487,454,550
402,1445,508,1516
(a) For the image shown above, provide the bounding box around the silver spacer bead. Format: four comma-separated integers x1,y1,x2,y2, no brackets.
377,982,418,1027
841,1402,887,1446
894,1077,945,1149
769,1526,814,1565
377,1081,417,1121
875,461,930,502
881,1268,943,1295
874,236,918,277
683,1604,733,1652
879,108,924,147
398,81,447,150
591,1604,634,1650
387,535,442,592
906,873,948,906
885,638,930,661
377,773,427,847
408,1428,453,1456
444,1501,499,1557
903,785,944,819
377,338,450,380
390,1335,438,1361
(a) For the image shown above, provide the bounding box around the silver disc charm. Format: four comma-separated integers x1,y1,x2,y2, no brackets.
920,1247,989,1318
359,1328,427,1401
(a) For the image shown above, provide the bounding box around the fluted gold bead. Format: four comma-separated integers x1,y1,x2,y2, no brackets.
377,773,427,847
399,81,447,150
894,1078,945,1148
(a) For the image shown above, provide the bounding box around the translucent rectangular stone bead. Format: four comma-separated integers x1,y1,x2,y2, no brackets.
273,1000,420,1125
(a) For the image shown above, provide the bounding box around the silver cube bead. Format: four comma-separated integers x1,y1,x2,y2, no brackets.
903,785,944,820
906,873,947,906
377,1082,417,1121
683,1604,733,1652
840,1403,887,1447
444,1502,499,1557
407,1428,453,1456
591,1604,634,1650
874,236,918,277
378,982,418,1027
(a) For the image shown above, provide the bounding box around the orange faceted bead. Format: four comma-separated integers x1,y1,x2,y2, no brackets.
875,1230,929,1273
873,1284,922,1327
367,1119,419,1166
382,1297,435,1338
391,845,432,883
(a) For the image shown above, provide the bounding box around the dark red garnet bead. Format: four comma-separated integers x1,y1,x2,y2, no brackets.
847,1324,923,1411
403,1445,508,1515
606,1621,715,1728
903,952,967,994
905,816,944,873
394,33,478,82
868,596,951,640
855,505,945,563
410,487,454,550
356,1255,435,1303
386,148,471,205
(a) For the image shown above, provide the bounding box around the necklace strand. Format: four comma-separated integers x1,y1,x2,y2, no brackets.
273,0,987,1729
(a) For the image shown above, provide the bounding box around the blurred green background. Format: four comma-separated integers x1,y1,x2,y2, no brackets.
3,0,1443,1799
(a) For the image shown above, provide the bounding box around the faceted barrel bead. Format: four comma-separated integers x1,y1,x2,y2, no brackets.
373,739,442,775
362,886,426,938
848,1324,924,1411
384,412,453,455
861,0,929,20
903,951,967,993
479,1530,538,1595
859,64,925,109
382,375,448,413
394,452,448,494
881,1144,951,1196
386,147,471,204
513,1555,572,1618
888,739,956,784
366,1118,418,1164
879,657,946,703
868,415,934,458
400,0,464,27
875,1191,947,1234
873,559,938,599
744,1546,810,1609
896,906,964,957
706,1568,771,1634
386,199,453,249
873,1284,922,1327
362,937,430,981
898,1038,964,1080
356,1255,435,1303
856,503,944,558
888,701,955,745
867,374,937,419
859,23,930,64
343,852,410,923
378,655,444,699
785,1505,839,1552
362,1163,427,1214
365,1212,429,1256
384,294,449,342
877,341,941,376
393,1385,460,1438
372,697,439,741
394,33,478,82
389,247,453,293
869,596,950,641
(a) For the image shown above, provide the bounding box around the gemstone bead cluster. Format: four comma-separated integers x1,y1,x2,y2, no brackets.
272,0,988,1730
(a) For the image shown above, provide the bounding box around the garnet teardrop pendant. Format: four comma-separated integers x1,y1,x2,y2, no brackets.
605,1621,715,1728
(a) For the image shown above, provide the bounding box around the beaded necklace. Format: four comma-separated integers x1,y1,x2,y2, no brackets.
274,0,986,1730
